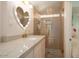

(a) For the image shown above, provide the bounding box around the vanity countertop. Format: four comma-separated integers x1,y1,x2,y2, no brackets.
0,35,45,58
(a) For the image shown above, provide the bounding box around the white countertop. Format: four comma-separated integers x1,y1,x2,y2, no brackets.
0,35,45,58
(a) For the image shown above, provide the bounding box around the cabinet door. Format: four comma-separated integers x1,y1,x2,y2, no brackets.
41,39,45,58
34,41,42,58
34,39,45,58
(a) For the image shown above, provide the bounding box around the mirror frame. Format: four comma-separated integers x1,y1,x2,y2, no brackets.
13,3,31,30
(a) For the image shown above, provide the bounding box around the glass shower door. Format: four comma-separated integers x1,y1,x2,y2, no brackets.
72,14,79,57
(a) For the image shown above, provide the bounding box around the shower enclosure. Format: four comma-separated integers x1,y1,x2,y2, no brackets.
39,16,63,58
34,11,63,58
72,6,79,57
33,1,64,58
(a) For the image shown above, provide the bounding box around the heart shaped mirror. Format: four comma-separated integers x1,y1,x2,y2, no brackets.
16,7,29,27
14,2,32,30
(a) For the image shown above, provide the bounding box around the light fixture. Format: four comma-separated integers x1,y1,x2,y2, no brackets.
40,14,60,18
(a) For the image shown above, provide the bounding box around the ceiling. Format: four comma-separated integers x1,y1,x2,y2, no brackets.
29,1,63,7
29,1,63,14
72,1,79,7
72,2,79,14
29,1,79,8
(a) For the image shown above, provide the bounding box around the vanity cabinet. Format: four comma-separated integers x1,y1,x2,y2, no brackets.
21,38,45,58
0,35,45,58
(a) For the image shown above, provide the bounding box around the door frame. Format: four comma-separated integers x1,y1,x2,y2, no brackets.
64,1,72,58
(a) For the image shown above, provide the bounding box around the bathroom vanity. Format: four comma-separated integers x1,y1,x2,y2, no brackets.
0,35,45,58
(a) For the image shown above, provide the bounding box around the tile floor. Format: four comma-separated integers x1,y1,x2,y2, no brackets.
46,48,63,58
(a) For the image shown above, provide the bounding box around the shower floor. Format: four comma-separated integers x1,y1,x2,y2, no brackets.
46,48,63,58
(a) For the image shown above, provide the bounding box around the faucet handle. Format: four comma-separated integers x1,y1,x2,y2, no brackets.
22,33,27,38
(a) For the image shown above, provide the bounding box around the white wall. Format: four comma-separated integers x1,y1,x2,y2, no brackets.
64,2,72,57
0,2,1,41
1,1,33,41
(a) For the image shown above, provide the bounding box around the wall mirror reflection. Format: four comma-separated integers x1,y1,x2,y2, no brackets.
16,6,29,27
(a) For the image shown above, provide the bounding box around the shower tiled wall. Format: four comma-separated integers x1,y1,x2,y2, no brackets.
34,17,63,49
33,4,63,49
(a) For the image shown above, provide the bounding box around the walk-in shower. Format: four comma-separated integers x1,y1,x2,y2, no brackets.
40,15,63,58
29,1,64,58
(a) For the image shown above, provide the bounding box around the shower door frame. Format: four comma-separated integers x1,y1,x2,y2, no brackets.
64,1,72,58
